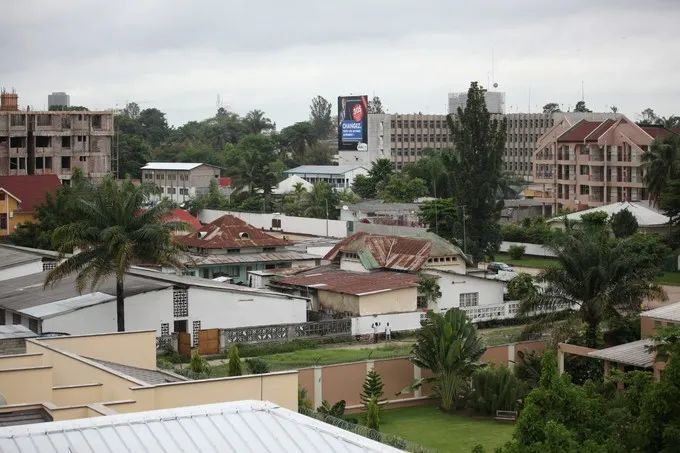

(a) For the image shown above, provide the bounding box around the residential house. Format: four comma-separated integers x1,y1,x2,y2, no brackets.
0,174,61,236
283,165,368,190
0,268,308,346
0,244,60,281
141,162,221,204
270,174,312,195
175,214,320,283
0,400,397,452
0,330,298,426
163,208,201,234
533,115,679,211
547,200,669,234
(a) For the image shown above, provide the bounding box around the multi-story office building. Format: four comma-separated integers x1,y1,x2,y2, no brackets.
47,92,70,109
448,91,506,115
0,91,113,181
532,115,677,212
141,162,221,204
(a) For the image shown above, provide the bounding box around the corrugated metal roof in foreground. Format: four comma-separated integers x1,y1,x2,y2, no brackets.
587,339,655,368
0,400,402,453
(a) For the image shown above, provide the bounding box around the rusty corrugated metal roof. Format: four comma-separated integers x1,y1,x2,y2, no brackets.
175,215,291,249
275,267,419,296
325,232,432,271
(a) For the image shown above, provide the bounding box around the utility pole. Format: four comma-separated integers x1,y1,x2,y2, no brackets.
461,204,467,254
325,198,329,237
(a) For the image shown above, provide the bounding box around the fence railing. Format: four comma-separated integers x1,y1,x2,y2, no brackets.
461,302,521,323
221,319,352,345
299,408,434,453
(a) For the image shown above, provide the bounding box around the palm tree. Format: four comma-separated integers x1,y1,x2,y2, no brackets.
243,109,275,135
44,178,185,332
410,308,486,411
518,228,665,347
642,135,680,205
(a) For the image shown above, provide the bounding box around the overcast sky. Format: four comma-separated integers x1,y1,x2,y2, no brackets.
3,0,680,128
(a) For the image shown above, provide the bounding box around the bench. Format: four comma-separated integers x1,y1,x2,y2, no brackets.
495,410,518,421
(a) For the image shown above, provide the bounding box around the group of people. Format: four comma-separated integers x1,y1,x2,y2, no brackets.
370,321,391,343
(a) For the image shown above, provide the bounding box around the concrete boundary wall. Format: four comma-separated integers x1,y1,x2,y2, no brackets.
500,241,556,257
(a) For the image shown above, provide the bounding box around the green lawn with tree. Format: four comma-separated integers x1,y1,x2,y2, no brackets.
379,405,514,453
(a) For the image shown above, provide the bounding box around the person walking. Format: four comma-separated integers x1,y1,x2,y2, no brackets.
372,321,380,343
385,322,392,342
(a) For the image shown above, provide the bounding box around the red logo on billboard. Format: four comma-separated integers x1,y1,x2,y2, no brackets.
352,103,364,122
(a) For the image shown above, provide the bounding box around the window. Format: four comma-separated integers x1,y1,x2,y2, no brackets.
167,187,176,194
172,287,189,317
179,188,189,195
9,137,25,148
459,292,479,308
19,158,25,169
161,323,169,336
42,261,57,271
36,136,50,147
61,136,71,148
92,115,102,129
29,318,38,333
9,158,17,170
272,218,282,228
144,173,152,179
174,319,187,333
0,214,7,230
10,114,25,127
79,156,87,162
12,313,21,325
0,309,4,325
45,156,52,170
61,156,71,170
192,320,201,347
156,174,163,180
580,185,590,195
263,247,275,252
227,248,240,254
0,193,4,201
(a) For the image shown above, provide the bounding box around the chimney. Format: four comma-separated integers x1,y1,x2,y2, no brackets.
0,89,19,111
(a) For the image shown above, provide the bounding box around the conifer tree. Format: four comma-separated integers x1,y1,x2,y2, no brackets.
360,369,385,407
365,397,380,431
228,345,242,376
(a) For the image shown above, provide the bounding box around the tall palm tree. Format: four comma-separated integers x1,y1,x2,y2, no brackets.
243,109,275,135
518,227,665,347
410,308,486,411
45,178,185,332
642,135,680,205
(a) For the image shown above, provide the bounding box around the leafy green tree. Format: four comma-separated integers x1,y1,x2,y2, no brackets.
368,96,385,114
117,133,151,178
361,369,385,408
351,174,375,199
228,345,243,376
245,357,270,374
507,273,536,301
309,96,333,140
643,134,680,204
448,82,506,263
417,274,442,309
243,109,275,134
190,351,210,375
519,227,665,347
514,349,543,388
609,208,638,238
224,134,282,194
280,121,317,164
543,103,561,114
469,366,528,415
508,244,525,260
578,211,608,229
298,387,312,413
574,101,591,113
377,174,428,202
137,108,170,148
44,178,185,331
418,198,459,240
302,182,340,220
365,397,380,430
282,182,309,216
368,158,395,187
410,308,486,411
186,179,230,215
403,149,456,198
639,108,660,126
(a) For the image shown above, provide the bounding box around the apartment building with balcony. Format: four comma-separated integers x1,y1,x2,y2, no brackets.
0,91,113,181
532,115,677,211
141,162,221,204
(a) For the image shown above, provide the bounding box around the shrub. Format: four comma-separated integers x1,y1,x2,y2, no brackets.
469,365,528,415
507,273,536,300
245,357,270,374
189,351,210,375
514,349,543,388
298,387,312,413
508,244,526,260
360,369,385,408
228,345,242,376
365,397,380,430
317,400,346,418
610,208,639,238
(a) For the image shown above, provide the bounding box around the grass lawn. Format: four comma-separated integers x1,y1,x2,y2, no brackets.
380,405,515,453
656,271,680,286
478,324,524,346
494,253,559,269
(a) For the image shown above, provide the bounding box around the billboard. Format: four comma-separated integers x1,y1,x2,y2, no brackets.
338,95,368,150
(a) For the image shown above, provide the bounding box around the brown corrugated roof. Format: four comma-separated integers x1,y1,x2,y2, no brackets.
640,125,679,140
276,267,419,296
325,232,431,271
584,119,616,142
175,214,291,249
557,120,603,142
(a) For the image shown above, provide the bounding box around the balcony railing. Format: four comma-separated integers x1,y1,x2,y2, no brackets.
460,302,520,323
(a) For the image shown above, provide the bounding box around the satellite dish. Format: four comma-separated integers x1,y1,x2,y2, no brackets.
357,143,368,151
342,205,349,210
493,83,498,88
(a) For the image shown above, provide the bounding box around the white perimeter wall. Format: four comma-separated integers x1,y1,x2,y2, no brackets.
351,311,423,335
200,210,348,238
500,241,556,257
0,260,43,282
42,299,118,335
429,271,505,313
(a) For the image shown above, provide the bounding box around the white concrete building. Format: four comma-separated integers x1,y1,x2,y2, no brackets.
283,165,368,190
0,245,60,282
425,269,505,314
449,91,506,114
0,268,307,346
141,162,221,204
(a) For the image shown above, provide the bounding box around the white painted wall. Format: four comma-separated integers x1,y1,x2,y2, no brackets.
306,245,334,257
500,241,556,257
428,271,505,313
0,260,43,282
200,210,348,238
351,311,423,335
42,300,117,335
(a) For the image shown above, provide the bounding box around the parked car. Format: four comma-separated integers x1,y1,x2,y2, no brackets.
487,262,514,274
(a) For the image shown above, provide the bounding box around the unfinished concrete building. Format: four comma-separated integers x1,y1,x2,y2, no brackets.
0,90,113,181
